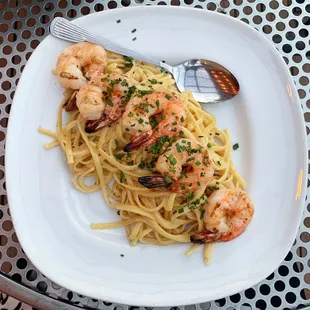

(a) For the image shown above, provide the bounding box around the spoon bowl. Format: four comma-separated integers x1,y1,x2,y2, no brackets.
50,17,240,104
172,59,239,103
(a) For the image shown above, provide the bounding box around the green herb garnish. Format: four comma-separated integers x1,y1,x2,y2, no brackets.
200,209,205,219
164,176,172,183
114,153,125,160
106,98,113,106
148,79,158,84
121,79,128,87
120,171,126,183
138,161,145,169
233,143,239,150
168,154,177,165
124,56,134,68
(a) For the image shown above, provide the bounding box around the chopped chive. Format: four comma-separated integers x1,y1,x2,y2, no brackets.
164,175,172,183
168,154,177,165
124,56,134,68
233,143,239,150
197,181,201,186
137,89,152,97
121,79,128,87
173,210,177,214
120,171,126,183
138,161,145,169
195,161,201,166
187,189,194,200
207,143,212,148
176,143,182,153
114,153,125,160
200,209,205,219
215,132,220,135
120,254,124,257
165,94,171,100
128,111,133,117
117,19,121,23
131,28,137,33
115,139,119,148
207,186,219,191
106,98,113,106
132,37,137,41
178,208,184,214
148,79,157,84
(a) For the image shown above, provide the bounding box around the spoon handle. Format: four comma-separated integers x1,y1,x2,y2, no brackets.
50,17,173,73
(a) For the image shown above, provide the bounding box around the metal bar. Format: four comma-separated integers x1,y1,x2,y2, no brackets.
0,272,81,310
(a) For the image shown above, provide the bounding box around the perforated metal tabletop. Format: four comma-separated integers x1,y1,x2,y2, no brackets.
0,1,309,309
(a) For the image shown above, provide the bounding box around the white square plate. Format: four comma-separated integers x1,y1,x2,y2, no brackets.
6,6,307,306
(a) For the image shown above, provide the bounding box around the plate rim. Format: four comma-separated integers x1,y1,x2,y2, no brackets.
5,6,308,306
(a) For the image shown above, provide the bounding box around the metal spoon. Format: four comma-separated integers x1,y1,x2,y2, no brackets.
50,17,240,104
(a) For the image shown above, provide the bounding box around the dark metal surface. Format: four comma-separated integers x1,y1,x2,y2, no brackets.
0,1,309,309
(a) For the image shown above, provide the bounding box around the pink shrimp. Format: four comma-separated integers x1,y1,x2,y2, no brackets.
190,189,254,243
56,42,107,90
73,72,133,132
122,89,186,152
138,139,214,194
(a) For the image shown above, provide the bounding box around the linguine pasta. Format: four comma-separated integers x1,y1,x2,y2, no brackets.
40,51,246,263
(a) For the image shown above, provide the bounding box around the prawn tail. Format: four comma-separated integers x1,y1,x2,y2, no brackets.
85,116,111,133
63,91,78,112
190,230,224,244
123,130,153,152
138,176,171,190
